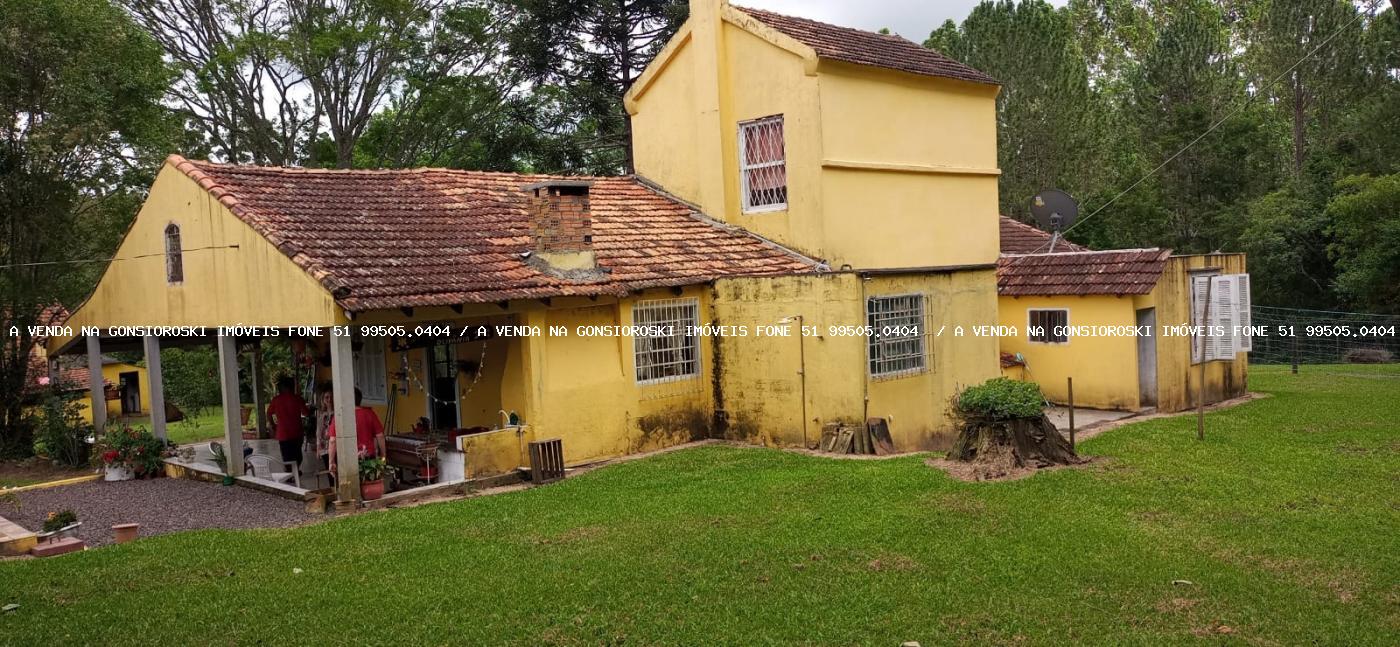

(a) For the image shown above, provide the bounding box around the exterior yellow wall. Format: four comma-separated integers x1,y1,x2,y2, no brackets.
998,295,1141,410
713,269,1000,452
50,162,341,353
627,2,1002,271
996,253,1249,413
1145,254,1249,412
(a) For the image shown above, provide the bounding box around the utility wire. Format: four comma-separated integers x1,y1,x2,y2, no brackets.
1020,0,1384,256
0,245,239,270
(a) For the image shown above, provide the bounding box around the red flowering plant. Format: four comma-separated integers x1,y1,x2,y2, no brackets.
95,423,174,477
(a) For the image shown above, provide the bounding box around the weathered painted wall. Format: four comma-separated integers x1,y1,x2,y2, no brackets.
626,2,1001,271
713,269,1000,451
50,162,341,354
1145,254,1249,412
998,294,1141,410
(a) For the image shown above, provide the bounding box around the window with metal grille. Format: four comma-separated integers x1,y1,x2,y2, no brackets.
739,115,787,212
164,223,183,284
867,295,926,377
1028,309,1068,343
633,298,700,384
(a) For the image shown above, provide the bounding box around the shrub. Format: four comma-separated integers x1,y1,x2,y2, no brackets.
95,424,172,477
1343,348,1393,364
33,391,93,468
955,377,1045,421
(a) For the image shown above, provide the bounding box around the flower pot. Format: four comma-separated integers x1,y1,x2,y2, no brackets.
104,465,134,481
361,479,384,501
112,523,139,544
221,475,235,486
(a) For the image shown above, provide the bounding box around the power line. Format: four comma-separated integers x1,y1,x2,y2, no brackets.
1025,0,1384,254
0,245,239,270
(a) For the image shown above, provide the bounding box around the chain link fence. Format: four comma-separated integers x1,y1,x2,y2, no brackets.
1249,305,1399,366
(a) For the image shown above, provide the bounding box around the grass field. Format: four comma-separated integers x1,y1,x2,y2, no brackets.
1,365,1396,645
118,407,227,446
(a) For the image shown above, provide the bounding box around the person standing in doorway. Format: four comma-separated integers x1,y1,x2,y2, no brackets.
266,376,310,467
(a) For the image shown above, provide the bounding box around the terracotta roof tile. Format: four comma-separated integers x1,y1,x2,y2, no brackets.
997,248,1170,296
735,7,998,85
170,156,817,311
999,216,1087,254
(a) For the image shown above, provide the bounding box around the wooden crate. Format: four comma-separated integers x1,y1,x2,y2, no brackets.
527,438,565,484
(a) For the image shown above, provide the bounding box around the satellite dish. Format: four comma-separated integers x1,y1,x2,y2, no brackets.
1029,189,1079,252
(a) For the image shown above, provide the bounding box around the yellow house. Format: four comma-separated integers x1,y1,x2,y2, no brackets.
48,0,1008,503
995,218,1249,412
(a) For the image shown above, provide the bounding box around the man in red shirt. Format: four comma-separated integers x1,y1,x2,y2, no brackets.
328,387,386,473
266,376,310,467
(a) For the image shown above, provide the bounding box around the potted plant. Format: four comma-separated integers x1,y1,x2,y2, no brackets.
358,454,390,501
95,425,173,481
209,443,235,486
37,509,82,543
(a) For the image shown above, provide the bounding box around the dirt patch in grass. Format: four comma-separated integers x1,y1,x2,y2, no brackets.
866,553,920,572
1155,597,1201,614
924,455,1101,482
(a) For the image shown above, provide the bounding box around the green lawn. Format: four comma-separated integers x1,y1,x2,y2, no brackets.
1,365,1396,645
117,407,227,446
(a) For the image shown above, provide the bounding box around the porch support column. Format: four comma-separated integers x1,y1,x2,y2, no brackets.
330,332,360,502
217,334,244,476
250,341,268,437
142,336,167,441
85,335,105,432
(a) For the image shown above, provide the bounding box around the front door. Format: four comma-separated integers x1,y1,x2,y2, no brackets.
119,371,141,414
426,343,459,430
1135,308,1157,408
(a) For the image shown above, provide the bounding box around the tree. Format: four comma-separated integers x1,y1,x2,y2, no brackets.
507,0,687,173
1325,173,1400,313
0,0,171,456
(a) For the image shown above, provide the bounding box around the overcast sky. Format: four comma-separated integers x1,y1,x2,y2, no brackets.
739,0,1068,42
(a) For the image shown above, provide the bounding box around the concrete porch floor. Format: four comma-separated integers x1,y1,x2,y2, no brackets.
1044,406,1142,432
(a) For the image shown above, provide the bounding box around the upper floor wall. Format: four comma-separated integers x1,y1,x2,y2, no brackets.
627,0,1001,271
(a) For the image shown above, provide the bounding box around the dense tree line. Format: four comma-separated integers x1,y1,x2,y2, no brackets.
1,0,1396,453
930,0,1399,313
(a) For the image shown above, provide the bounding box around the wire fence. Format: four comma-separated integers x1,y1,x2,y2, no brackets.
1249,305,1400,366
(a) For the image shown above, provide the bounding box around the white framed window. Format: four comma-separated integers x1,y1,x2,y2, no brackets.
633,298,701,384
738,115,787,213
867,294,927,377
1028,309,1069,344
164,223,184,284
354,336,388,405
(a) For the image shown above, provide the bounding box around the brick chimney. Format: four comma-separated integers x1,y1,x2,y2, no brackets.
523,180,598,272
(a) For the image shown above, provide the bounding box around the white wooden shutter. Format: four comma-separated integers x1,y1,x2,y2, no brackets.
1209,275,1237,361
1191,276,1211,363
1233,273,1252,353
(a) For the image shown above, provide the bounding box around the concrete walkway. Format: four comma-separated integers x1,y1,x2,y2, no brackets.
1045,406,1140,432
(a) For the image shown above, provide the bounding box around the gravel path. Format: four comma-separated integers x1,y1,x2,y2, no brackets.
7,478,313,547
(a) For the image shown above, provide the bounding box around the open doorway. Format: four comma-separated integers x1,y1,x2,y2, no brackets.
119,371,141,415
426,342,459,430
1135,308,1157,408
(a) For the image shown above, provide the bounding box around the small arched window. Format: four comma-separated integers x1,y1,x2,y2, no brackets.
164,223,184,284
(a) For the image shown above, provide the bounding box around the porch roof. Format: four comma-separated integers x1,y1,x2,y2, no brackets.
169,155,818,312
997,248,1172,297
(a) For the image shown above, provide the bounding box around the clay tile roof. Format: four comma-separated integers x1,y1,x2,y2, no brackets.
168,156,818,312
997,248,1171,296
999,216,1088,254
735,7,998,86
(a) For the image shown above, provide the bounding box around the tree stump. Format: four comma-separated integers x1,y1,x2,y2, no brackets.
948,413,1083,480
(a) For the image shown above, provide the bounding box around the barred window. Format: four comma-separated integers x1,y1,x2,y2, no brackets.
633,298,700,384
1028,309,1068,343
739,115,787,212
164,223,184,284
867,295,926,377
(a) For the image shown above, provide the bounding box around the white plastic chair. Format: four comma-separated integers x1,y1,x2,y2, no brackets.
247,454,300,488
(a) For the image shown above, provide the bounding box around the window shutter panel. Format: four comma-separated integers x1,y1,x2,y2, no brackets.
1191,276,1211,363
1234,274,1252,352
1209,275,1237,361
